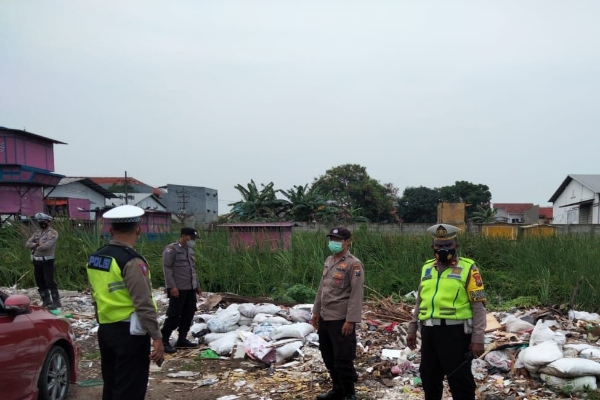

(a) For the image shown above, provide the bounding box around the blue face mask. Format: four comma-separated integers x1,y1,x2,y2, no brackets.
328,241,343,254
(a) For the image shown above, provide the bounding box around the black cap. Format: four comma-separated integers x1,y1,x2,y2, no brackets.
181,227,199,239
326,227,352,240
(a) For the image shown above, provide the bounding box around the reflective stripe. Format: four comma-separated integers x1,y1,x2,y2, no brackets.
423,318,465,326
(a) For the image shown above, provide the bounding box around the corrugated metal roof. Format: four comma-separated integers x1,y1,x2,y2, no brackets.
58,177,118,198
0,126,67,145
548,174,600,203
219,222,297,227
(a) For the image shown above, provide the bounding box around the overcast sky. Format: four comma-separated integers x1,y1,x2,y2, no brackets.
2,1,599,213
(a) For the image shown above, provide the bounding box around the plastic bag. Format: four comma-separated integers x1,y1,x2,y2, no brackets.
244,333,276,363
484,350,512,372
503,314,535,333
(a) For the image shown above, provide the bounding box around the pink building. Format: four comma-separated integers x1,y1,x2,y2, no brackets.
219,222,296,250
0,127,66,222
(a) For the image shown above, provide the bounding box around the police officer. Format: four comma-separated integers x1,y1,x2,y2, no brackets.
161,227,202,354
311,227,364,400
87,205,164,400
25,212,60,309
406,224,487,400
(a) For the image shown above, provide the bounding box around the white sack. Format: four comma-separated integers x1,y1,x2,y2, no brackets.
581,348,600,359
209,332,240,355
565,343,595,353
515,340,563,373
540,373,598,392
208,306,241,333
276,340,303,363
289,309,312,323
263,316,292,326
238,303,259,318
253,313,272,324
190,322,208,335
254,323,276,338
270,323,314,340
539,358,600,378
568,310,600,323
503,314,535,333
255,304,281,316
530,320,566,347
238,316,254,326
204,331,238,344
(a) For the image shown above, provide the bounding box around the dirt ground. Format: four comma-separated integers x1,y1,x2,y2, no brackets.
65,319,341,400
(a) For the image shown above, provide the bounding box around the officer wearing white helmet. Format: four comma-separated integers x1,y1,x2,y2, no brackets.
25,212,61,309
86,205,164,400
406,224,487,400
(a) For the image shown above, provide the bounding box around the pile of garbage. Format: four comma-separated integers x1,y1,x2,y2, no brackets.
5,286,600,399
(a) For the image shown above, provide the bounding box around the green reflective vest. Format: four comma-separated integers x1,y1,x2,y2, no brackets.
86,244,157,324
418,257,474,321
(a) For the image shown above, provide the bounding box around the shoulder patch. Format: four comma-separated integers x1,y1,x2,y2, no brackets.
139,263,149,276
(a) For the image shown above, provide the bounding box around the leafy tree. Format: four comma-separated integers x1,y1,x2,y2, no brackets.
397,186,440,223
228,180,290,221
311,164,398,223
440,181,492,218
469,206,498,224
277,184,339,222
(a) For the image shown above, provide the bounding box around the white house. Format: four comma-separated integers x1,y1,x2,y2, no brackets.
45,177,118,220
548,174,600,224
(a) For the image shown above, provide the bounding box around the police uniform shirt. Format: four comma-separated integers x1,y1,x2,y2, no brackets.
94,240,162,340
408,258,487,343
312,250,364,323
162,243,200,291
25,228,59,258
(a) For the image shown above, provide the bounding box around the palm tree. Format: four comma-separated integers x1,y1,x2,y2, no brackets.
228,180,290,221
469,206,498,224
278,184,339,222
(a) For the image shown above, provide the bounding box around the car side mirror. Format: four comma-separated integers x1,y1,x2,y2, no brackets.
4,294,31,315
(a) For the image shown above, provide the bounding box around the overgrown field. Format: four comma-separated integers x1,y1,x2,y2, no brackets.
2,222,600,312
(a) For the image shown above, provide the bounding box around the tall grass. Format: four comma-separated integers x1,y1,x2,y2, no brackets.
2,223,600,311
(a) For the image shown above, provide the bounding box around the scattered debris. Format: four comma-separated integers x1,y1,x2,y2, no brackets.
4,286,600,399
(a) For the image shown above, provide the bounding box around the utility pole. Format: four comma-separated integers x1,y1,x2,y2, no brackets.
124,171,129,205
176,186,192,223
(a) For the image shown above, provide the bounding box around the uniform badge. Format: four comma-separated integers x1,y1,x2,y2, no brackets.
139,263,149,276
353,264,362,277
473,272,483,287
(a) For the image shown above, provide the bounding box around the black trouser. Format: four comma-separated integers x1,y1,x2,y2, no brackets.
98,322,150,400
419,323,475,400
318,318,357,392
33,259,57,291
161,289,197,341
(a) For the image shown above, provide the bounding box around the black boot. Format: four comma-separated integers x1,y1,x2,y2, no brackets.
161,328,177,354
340,380,356,400
49,289,61,310
38,289,52,307
316,378,343,400
175,336,198,348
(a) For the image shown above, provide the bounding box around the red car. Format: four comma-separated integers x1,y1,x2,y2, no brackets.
0,291,79,400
